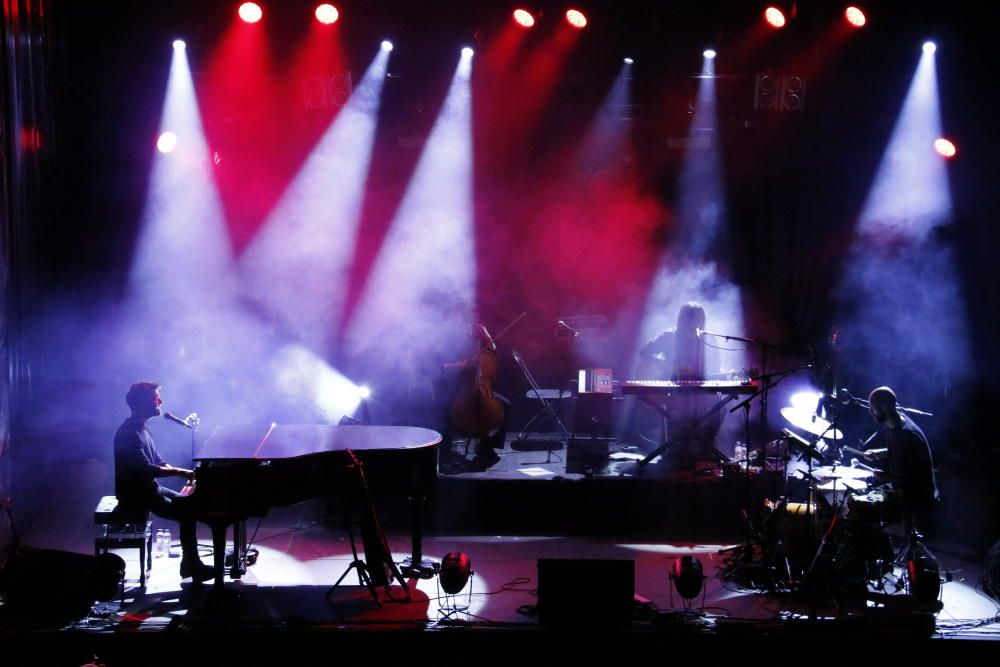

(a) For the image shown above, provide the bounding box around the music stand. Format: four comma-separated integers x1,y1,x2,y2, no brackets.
512,350,571,444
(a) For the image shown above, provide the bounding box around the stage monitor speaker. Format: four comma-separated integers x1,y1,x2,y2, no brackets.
985,539,1000,602
0,547,124,625
536,558,634,628
571,394,613,439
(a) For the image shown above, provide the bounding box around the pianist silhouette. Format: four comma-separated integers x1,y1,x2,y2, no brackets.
634,302,723,466
113,382,214,582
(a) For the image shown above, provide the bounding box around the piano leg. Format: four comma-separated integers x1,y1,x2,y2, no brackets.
231,520,246,580
401,495,437,579
211,523,228,592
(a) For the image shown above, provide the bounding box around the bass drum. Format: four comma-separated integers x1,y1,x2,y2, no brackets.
763,498,826,563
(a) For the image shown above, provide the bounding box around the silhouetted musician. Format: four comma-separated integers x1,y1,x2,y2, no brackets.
634,302,725,465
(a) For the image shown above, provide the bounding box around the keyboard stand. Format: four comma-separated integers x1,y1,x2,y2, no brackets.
637,392,737,469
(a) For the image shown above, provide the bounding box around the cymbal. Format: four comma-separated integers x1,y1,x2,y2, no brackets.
780,407,843,440
812,465,874,479
817,478,869,492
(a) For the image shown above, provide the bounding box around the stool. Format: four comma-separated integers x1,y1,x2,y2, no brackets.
94,496,153,591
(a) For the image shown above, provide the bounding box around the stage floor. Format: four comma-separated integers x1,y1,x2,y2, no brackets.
2,439,998,663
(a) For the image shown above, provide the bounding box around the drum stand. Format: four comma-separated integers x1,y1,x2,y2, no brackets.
719,362,812,586
798,489,851,592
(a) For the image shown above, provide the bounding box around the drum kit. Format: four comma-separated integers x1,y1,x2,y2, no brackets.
740,401,904,593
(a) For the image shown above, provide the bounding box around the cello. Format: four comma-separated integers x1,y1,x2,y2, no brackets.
448,314,525,438
449,323,505,437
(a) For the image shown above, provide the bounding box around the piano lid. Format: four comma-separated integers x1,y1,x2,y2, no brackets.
194,424,442,461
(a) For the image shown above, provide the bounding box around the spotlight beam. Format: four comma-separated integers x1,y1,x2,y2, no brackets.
345,51,476,384
240,46,392,352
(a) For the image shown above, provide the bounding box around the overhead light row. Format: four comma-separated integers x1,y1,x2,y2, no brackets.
765,5,867,30
238,3,340,25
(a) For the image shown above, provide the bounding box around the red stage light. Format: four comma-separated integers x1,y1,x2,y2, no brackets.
845,7,866,28
934,138,957,158
566,9,588,29
764,6,786,29
238,2,263,24
315,4,339,25
513,9,535,28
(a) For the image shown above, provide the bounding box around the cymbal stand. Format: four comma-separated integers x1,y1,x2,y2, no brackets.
721,363,812,583
799,487,851,593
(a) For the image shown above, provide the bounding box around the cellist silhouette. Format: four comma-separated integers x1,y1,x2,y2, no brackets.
443,323,511,468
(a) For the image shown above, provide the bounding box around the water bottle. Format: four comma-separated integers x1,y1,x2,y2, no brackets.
734,442,747,469
163,528,174,558
155,529,165,558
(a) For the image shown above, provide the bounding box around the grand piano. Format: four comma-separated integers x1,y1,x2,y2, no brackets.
186,424,441,591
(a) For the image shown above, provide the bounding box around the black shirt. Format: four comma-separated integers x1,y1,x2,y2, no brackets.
885,414,939,510
114,417,165,504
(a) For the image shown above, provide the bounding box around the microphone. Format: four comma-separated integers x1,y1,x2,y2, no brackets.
840,388,871,408
163,412,194,430
556,320,581,338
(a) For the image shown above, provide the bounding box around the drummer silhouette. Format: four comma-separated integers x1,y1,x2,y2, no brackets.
865,386,939,536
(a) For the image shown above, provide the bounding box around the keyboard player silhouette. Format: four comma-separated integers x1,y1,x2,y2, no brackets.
633,302,726,468
185,424,441,592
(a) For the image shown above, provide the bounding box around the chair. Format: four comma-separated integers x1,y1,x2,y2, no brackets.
94,496,153,594
512,350,571,442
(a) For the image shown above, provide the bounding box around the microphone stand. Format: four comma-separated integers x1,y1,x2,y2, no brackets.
722,361,812,585
841,391,933,418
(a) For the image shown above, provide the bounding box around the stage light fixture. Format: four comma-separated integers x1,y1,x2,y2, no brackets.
845,6,866,28
315,4,339,25
623,57,634,64
238,2,263,24
157,131,178,154
764,6,786,28
669,555,706,607
703,49,717,59
513,9,535,28
381,40,394,51
172,39,186,50
461,46,474,58
439,552,473,594
790,390,824,413
358,385,372,399
566,9,588,29
923,41,937,54
934,138,957,158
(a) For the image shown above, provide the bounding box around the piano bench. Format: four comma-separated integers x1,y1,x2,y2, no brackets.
94,496,153,590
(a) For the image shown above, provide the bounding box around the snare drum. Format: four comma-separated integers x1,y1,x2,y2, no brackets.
848,493,884,525
849,489,902,526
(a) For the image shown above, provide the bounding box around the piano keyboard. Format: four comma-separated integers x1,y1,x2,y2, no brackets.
620,379,758,395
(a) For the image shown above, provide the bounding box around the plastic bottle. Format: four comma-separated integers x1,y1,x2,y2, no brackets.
163,528,174,558
155,529,165,558
734,441,747,469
